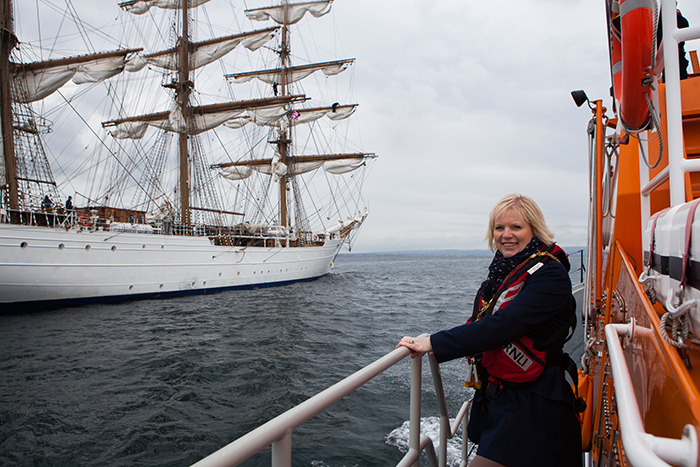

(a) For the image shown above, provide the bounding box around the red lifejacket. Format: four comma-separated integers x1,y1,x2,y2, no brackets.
471,244,572,385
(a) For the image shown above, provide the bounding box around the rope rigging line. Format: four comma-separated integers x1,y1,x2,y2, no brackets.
632,92,664,169
55,90,162,209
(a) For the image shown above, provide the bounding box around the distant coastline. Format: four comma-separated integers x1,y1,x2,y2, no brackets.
341,247,586,257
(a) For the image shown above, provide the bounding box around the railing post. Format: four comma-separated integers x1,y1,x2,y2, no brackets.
661,0,686,206
461,411,469,467
427,354,449,467
410,355,422,467
271,429,292,467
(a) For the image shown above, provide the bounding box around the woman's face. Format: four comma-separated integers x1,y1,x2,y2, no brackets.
493,209,534,258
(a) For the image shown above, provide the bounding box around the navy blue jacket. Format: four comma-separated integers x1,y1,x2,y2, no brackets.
429,257,582,466
431,259,574,367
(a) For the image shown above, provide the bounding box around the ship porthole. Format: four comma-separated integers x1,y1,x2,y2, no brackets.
159,284,163,289
111,246,116,251
58,243,65,250
85,245,91,251
203,281,207,286
237,272,240,275
192,282,196,287
20,242,27,248
161,245,164,249
219,272,222,276
129,285,134,290
142,245,146,249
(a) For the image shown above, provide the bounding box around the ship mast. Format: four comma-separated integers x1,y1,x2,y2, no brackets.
0,0,18,213
278,0,290,228
178,0,192,225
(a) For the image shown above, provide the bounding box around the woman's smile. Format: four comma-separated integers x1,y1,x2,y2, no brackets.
493,210,534,258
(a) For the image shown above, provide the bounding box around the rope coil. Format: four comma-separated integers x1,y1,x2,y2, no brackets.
662,291,696,349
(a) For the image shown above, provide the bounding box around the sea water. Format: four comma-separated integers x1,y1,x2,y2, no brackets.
0,252,582,467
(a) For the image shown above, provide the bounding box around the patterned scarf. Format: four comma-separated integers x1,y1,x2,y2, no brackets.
479,237,544,303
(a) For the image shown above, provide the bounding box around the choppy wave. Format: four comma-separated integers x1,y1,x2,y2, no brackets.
0,254,491,466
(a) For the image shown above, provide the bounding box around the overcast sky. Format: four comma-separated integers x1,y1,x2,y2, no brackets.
329,0,700,253
16,0,700,254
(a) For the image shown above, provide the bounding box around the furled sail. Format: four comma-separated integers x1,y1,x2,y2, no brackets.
247,105,289,126
245,1,332,26
221,166,253,181
222,159,324,178
223,116,252,130
124,29,277,73
325,208,368,234
104,98,302,138
288,104,356,127
107,106,244,138
119,0,212,15
323,157,365,174
108,122,150,140
222,105,288,129
222,104,353,130
216,153,371,180
226,59,353,85
12,50,140,104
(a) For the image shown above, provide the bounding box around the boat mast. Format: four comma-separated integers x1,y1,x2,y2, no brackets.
0,0,18,213
178,0,192,225
278,0,290,229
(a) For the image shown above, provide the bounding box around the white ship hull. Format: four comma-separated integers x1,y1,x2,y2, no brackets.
0,224,342,311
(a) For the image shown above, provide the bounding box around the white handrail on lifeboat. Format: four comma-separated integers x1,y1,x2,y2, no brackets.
605,322,699,467
189,334,471,467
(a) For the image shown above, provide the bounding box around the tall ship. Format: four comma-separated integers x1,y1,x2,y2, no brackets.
0,0,375,311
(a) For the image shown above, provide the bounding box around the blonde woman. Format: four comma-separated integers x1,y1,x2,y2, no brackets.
398,194,581,467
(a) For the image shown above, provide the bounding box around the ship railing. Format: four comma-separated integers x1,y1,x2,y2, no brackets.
1,207,74,228
567,249,586,291
605,321,699,467
189,336,471,467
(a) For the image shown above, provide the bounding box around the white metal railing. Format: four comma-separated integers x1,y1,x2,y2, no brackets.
605,321,698,467
189,338,471,467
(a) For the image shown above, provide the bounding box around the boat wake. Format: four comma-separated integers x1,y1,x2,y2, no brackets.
385,416,474,467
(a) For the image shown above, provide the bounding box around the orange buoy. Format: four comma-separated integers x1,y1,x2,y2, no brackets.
619,0,654,131
79,213,92,227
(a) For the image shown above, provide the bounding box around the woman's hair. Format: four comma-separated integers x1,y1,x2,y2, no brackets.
485,193,554,251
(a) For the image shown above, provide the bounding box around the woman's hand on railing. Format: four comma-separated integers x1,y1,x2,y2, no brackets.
397,335,433,359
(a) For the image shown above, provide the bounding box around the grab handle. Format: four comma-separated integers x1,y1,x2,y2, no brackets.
605,322,698,467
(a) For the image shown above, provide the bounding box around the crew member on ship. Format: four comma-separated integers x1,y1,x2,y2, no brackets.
398,193,581,467
658,5,691,80
41,195,53,212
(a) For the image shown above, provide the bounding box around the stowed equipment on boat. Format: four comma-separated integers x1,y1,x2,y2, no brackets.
573,0,700,465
